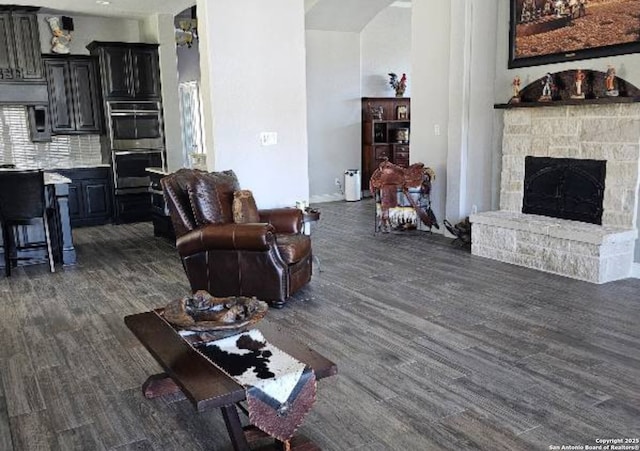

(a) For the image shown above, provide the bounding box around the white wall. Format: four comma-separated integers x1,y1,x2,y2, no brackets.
38,14,140,54
304,5,410,202
306,30,361,202
493,1,640,263
177,41,200,83
410,0,450,229
197,0,309,208
361,6,412,97
449,1,499,221
139,14,183,173
410,0,500,229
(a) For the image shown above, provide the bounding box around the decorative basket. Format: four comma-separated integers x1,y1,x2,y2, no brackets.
163,291,268,337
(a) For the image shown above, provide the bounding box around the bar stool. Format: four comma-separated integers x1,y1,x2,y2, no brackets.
0,169,55,276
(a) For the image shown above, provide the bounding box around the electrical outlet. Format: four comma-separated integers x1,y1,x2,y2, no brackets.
335,177,341,186
434,124,441,136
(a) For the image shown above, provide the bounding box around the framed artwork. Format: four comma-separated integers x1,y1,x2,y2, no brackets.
396,105,408,120
509,0,640,68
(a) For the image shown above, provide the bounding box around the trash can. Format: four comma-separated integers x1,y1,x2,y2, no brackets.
344,169,361,202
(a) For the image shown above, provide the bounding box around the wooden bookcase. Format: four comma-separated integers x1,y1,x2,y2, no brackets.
361,97,411,190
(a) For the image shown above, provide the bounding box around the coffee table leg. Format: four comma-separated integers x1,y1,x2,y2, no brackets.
221,404,250,451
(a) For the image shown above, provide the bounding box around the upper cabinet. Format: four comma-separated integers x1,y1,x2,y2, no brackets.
131,47,161,99
43,56,103,135
87,42,161,100
0,7,43,82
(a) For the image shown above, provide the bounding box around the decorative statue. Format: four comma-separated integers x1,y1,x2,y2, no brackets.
539,73,554,101
47,17,72,54
571,69,586,99
605,65,619,97
511,75,521,102
520,0,536,22
388,73,407,97
369,104,383,120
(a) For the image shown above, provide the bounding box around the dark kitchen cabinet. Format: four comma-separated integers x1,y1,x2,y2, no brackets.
131,48,160,99
0,7,42,82
55,167,113,227
87,42,160,100
115,193,152,224
43,56,103,135
101,46,130,98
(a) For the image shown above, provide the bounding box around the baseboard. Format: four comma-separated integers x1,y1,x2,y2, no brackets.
309,193,345,204
631,263,640,279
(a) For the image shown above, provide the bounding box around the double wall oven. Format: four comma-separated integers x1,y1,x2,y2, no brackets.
107,101,166,195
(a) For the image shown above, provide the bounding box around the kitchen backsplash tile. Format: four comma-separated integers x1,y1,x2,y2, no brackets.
0,106,103,169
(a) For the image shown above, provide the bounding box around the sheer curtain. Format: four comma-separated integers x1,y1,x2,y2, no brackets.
178,81,205,168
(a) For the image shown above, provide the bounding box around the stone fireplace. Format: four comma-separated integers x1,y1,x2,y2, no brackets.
471,104,640,283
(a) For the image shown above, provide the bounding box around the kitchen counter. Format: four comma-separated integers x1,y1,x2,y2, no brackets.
0,169,72,185
57,163,111,169
145,167,170,176
45,172,72,185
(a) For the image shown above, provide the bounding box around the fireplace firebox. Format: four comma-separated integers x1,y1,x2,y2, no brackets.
522,156,606,225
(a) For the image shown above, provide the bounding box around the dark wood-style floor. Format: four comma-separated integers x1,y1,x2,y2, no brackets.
1,199,639,451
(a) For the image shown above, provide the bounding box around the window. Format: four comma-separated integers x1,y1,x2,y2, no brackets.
178,81,205,167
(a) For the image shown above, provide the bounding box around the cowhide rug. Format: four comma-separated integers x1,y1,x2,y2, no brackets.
195,329,317,442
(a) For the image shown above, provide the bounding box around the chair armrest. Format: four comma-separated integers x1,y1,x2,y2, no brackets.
177,223,276,256
258,208,303,234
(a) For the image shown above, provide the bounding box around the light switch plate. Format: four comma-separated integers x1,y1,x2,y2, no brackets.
260,132,278,146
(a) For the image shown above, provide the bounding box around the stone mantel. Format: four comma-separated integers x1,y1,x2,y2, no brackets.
494,96,640,109
471,102,640,283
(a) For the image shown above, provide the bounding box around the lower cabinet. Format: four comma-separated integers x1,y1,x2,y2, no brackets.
115,193,152,224
56,167,113,227
148,170,174,241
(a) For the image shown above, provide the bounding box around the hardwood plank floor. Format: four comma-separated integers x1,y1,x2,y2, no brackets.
1,199,639,450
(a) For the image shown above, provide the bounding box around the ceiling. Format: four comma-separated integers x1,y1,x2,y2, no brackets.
0,0,407,31
305,0,399,32
0,0,194,18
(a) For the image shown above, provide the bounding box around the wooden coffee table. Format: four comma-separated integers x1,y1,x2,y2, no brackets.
124,310,337,451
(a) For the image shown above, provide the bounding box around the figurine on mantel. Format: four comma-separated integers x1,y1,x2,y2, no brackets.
571,69,586,99
605,65,619,97
511,75,521,103
539,73,554,101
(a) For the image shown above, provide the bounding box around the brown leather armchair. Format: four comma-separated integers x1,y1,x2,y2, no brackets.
161,169,312,308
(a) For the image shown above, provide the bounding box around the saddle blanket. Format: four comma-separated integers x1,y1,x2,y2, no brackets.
194,329,317,442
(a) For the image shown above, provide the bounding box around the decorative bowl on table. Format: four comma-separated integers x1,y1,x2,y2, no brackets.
163,290,268,339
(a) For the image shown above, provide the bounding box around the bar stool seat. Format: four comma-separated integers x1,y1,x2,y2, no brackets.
0,169,55,276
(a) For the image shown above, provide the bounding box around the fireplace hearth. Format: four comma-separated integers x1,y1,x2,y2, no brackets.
522,156,606,225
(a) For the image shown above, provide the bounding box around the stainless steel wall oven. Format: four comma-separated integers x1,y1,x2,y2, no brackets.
108,101,164,151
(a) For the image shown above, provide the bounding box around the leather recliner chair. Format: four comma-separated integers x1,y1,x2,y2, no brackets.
161,168,312,308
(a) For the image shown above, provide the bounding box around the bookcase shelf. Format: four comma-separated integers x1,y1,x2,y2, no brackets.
362,97,411,189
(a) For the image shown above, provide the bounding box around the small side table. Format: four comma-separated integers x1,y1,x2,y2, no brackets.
301,208,320,235
302,208,321,272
